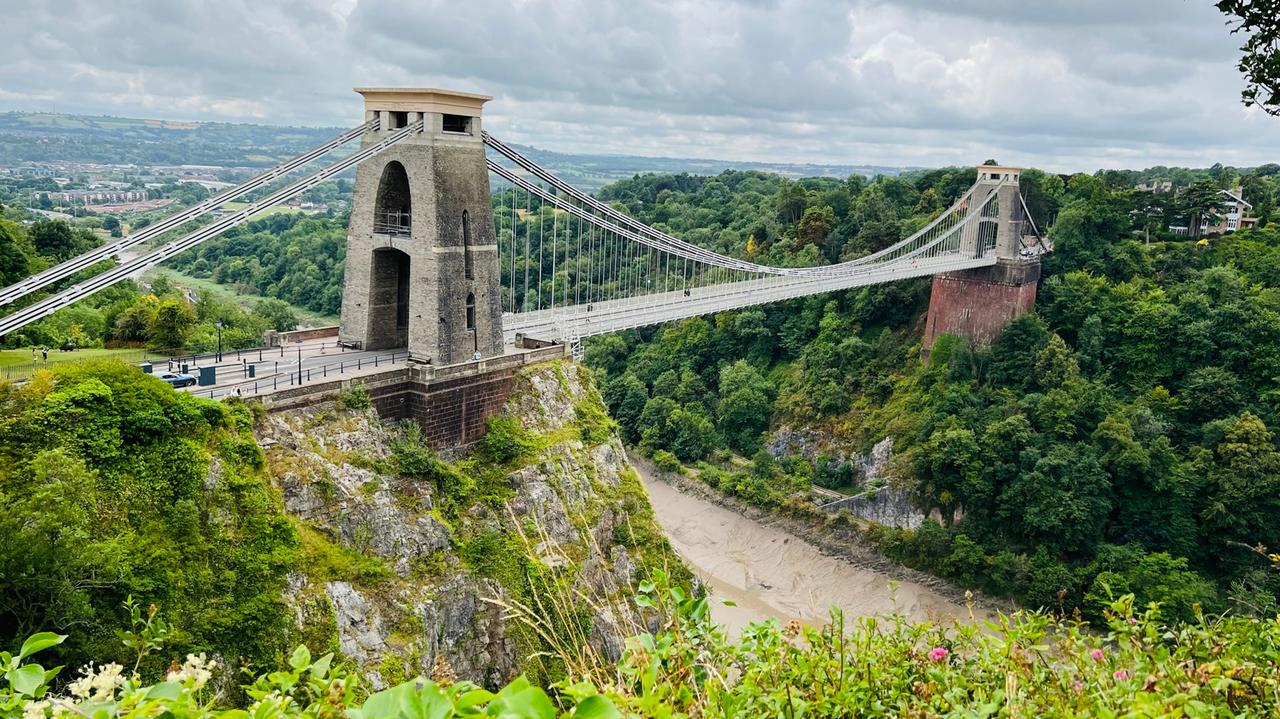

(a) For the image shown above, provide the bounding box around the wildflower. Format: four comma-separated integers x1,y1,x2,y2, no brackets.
1126,618,1138,625
1114,669,1129,681
90,663,125,701
166,653,216,690
1090,648,1105,662
1072,681,1084,695
23,699,50,719
928,647,949,662
67,666,94,700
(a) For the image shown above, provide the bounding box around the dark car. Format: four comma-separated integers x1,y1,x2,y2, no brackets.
156,371,196,388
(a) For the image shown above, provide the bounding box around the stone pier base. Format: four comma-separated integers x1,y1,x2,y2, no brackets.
922,258,1040,357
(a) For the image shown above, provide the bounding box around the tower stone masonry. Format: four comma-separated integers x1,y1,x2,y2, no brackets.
922,165,1041,356
338,88,504,365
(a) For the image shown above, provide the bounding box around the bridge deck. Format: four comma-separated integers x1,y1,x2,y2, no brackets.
504,253,997,342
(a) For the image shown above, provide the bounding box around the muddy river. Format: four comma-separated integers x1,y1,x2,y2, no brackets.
637,460,980,636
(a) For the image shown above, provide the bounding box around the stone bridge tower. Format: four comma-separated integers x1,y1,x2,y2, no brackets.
339,88,504,365
922,166,1041,355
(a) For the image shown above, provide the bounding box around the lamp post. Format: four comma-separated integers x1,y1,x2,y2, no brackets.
215,320,223,362
297,343,303,385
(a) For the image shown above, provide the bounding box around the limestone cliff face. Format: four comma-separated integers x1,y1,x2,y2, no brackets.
767,427,924,529
256,361,674,690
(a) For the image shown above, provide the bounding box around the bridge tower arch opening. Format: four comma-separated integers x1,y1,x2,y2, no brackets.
374,160,412,236
339,87,505,363
367,247,411,348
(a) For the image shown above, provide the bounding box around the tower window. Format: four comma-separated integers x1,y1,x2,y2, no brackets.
442,114,471,134
462,210,473,280
389,111,408,129
465,293,476,330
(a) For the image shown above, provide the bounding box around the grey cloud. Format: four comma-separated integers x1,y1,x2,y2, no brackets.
0,0,1276,172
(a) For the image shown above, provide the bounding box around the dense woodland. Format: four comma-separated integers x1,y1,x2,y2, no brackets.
8,154,1280,624
583,164,1280,622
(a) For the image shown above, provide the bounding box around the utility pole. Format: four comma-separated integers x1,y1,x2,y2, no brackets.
215,320,223,362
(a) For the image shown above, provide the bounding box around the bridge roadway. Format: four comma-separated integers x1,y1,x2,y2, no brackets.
503,252,997,343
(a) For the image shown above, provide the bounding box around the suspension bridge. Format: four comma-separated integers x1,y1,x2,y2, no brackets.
0,87,1047,373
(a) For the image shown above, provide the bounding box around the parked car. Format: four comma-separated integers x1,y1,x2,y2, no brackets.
156,371,196,388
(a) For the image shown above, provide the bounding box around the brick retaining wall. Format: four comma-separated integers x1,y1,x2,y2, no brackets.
263,344,566,449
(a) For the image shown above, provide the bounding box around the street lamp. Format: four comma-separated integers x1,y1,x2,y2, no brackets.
297,343,304,385
214,320,223,362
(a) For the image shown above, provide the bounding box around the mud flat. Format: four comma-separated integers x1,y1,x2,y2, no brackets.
637,460,985,636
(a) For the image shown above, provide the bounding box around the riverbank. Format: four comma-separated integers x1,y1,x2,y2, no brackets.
633,453,1007,635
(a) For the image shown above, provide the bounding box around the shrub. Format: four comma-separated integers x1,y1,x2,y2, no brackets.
476,417,537,465
652,450,682,474
338,384,371,411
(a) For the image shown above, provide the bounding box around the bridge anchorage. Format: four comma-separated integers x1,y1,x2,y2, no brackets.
0,86,1048,447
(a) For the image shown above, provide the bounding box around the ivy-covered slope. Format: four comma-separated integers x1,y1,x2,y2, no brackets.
0,361,296,675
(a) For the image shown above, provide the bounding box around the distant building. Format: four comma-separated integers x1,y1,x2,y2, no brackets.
1207,188,1258,233
1169,187,1259,235
43,189,149,204
1135,180,1173,193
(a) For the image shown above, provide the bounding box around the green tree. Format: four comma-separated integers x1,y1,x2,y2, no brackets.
148,299,196,350
999,443,1112,555
716,361,773,455
0,221,31,287
603,373,649,444
795,205,835,249
1181,180,1227,239
1218,0,1280,115
253,298,299,332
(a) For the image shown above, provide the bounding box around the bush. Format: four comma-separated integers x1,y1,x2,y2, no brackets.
476,417,537,465
652,450,682,474
338,384,371,411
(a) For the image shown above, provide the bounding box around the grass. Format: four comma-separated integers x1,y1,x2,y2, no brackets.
0,347,166,381
145,267,339,327
218,201,313,219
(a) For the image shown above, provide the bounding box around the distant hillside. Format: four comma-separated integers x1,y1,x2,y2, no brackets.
0,112,336,167
0,111,906,188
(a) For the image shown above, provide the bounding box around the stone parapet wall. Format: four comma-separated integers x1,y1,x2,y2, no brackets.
264,326,341,347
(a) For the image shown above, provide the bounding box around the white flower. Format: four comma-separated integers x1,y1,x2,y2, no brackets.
88,663,125,701
22,699,50,719
67,664,95,700
166,653,216,690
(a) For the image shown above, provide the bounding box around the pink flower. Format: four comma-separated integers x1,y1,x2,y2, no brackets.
928,647,949,662
1072,681,1084,694
1090,648,1105,662
1127,618,1138,625
1113,669,1129,681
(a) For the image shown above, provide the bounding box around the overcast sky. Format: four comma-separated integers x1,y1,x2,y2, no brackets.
1,0,1276,173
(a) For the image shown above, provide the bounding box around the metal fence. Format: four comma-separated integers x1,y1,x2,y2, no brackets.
190,349,410,400
1,347,168,382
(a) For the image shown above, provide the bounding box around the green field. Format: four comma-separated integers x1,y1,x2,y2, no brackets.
0,347,166,382
218,201,312,219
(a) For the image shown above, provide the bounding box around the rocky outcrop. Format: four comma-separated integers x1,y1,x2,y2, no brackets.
258,361,675,690
768,428,924,529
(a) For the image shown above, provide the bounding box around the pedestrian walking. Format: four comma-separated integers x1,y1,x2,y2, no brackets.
41,347,48,363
